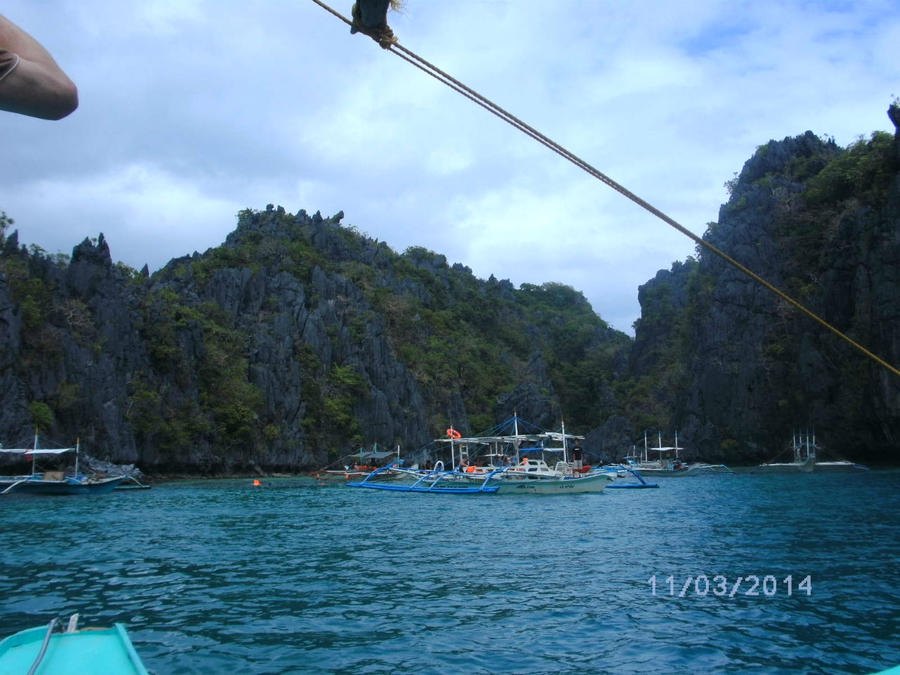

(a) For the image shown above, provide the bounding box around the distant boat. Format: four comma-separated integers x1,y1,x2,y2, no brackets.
757,430,868,473
312,444,407,482
0,434,128,496
624,431,732,477
0,613,148,675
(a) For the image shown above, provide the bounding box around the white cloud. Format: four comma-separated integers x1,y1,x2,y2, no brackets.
7,164,240,269
2,0,897,333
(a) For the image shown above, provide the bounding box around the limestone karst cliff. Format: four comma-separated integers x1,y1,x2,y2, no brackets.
2,107,898,470
0,207,627,471
630,109,900,463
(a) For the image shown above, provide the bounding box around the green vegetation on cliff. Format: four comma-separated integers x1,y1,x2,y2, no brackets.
632,113,900,462
1,106,898,469
0,205,630,470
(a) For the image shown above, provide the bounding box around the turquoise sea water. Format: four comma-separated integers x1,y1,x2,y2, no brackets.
1,471,899,674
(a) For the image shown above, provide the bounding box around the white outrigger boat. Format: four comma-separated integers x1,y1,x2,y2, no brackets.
624,431,732,477
312,444,406,482
0,434,128,496
756,430,868,473
348,415,655,494
348,459,617,494
445,416,616,493
348,461,503,493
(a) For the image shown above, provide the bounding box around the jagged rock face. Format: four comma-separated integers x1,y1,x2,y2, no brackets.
632,127,900,462
0,270,25,439
6,122,896,471
494,381,559,430
202,261,431,466
64,235,148,462
118,210,437,471
584,415,633,462
0,206,626,471
0,234,147,462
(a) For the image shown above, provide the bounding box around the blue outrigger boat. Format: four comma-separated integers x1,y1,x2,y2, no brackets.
348,462,503,493
348,460,647,494
348,414,664,494
0,435,128,496
0,614,148,675
603,465,659,489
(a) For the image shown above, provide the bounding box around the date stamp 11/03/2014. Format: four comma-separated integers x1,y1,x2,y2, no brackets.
648,574,812,598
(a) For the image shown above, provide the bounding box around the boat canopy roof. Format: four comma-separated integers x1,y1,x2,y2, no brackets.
438,416,584,444
438,433,584,446
0,447,75,456
520,445,566,453
357,450,397,460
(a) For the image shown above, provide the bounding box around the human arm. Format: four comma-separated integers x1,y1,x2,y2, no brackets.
0,14,78,120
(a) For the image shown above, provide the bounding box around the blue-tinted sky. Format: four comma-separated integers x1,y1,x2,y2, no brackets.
2,0,897,333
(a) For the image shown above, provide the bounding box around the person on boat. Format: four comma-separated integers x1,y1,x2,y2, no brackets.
572,442,584,471
350,0,402,48
0,14,78,119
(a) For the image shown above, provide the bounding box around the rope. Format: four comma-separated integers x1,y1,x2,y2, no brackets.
310,0,900,378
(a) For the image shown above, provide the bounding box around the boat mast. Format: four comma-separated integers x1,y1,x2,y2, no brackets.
449,427,456,468
513,412,520,464
31,429,38,476
658,430,663,463
561,419,568,464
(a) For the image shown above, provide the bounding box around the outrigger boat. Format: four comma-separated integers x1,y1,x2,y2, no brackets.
602,465,659,489
756,430,868,473
348,462,502,493
349,415,635,494
0,613,148,675
624,431,731,476
444,416,617,493
0,434,127,496
348,459,618,494
312,444,406,482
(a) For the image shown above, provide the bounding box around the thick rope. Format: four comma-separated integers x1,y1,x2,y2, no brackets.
310,0,900,378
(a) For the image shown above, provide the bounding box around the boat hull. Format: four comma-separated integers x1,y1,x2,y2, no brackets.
755,460,867,473
0,623,148,675
492,473,613,494
631,465,704,477
347,480,499,494
0,475,127,495
314,468,407,483
811,461,869,472
348,464,613,494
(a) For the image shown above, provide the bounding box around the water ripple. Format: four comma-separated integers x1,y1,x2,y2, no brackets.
1,473,899,673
